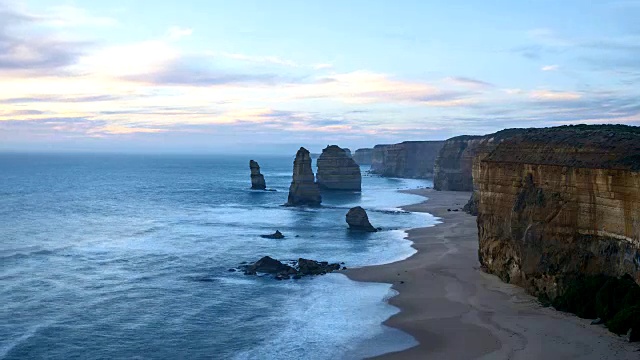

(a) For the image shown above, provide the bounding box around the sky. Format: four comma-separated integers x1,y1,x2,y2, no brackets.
1,0,639,154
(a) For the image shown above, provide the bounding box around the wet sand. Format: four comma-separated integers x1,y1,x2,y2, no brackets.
346,189,640,359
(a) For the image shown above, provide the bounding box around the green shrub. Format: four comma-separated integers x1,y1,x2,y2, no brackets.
552,275,609,318
606,305,640,335
595,275,639,321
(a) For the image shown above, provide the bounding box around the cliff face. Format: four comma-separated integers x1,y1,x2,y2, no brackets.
433,129,529,191
316,145,361,191
369,141,445,178
433,136,484,191
352,148,373,165
286,147,322,206
475,126,640,297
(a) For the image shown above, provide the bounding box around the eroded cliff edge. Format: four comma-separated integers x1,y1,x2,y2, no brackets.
370,141,445,178
474,125,640,298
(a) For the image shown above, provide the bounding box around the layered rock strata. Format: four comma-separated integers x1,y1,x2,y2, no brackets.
433,129,528,191
285,147,322,206
316,145,361,191
474,125,640,299
352,148,374,165
370,141,445,178
249,160,266,190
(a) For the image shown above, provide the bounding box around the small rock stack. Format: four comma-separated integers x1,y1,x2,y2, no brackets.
249,160,266,190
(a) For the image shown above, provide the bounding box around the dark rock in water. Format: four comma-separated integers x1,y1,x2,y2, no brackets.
249,160,267,190
240,256,342,280
260,230,285,239
243,256,296,275
285,147,322,206
591,318,604,325
346,206,377,232
292,274,302,280
316,145,361,191
228,268,236,272
298,258,340,275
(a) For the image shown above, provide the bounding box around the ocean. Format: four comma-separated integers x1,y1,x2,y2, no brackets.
0,153,438,359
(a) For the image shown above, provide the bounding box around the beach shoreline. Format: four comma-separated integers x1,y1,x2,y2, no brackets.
346,188,639,359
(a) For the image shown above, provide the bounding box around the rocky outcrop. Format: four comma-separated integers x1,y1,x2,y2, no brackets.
343,148,352,158
346,206,377,232
249,160,266,190
316,145,361,191
239,256,342,280
353,148,374,165
370,141,445,178
260,230,284,239
285,147,322,206
474,125,640,300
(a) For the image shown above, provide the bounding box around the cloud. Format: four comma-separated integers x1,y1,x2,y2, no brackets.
0,3,91,75
445,76,494,89
168,26,193,40
125,56,299,86
541,65,560,71
530,90,581,101
220,52,300,67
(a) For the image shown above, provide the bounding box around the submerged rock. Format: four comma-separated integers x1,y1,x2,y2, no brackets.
346,206,377,232
249,160,266,190
260,230,285,239
316,145,361,191
285,147,322,206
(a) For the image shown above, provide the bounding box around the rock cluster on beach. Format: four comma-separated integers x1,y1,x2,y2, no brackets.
346,206,377,232
249,160,266,190
285,147,322,206
316,145,362,191
238,256,342,280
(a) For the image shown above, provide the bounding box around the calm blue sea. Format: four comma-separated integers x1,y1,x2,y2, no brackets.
0,153,438,360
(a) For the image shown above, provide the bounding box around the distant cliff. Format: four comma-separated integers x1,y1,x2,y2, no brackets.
433,129,528,191
474,125,640,297
352,148,373,165
369,141,445,178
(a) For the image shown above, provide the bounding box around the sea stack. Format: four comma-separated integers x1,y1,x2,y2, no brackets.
249,160,266,190
285,147,322,206
346,206,377,232
316,145,362,191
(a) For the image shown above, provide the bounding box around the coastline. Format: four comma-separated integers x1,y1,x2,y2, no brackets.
346,188,640,359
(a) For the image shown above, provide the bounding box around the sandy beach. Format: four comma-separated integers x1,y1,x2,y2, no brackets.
346,189,640,359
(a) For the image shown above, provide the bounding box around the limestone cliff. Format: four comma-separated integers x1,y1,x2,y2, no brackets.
475,125,640,298
353,148,373,165
285,147,322,206
433,129,527,191
249,160,266,190
369,141,445,178
316,145,361,191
